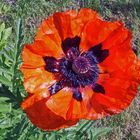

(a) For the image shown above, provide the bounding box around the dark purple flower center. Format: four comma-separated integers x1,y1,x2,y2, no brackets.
72,56,90,74
43,36,109,101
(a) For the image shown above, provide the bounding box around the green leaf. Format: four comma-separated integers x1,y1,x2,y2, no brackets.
75,120,94,138
11,18,23,93
3,27,12,40
0,85,16,101
0,75,11,86
0,23,5,39
0,23,12,51
91,127,112,140
4,115,29,139
0,67,11,74
0,97,10,102
0,102,10,112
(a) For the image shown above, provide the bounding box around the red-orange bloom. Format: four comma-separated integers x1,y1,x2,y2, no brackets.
20,8,140,130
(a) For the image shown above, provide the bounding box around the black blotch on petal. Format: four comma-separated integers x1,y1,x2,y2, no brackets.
43,56,59,73
49,81,63,95
93,83,105,94
89,43,109,63
61,36,80,55
73,89,82,102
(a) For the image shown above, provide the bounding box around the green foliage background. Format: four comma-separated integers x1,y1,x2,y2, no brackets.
0,0,140,140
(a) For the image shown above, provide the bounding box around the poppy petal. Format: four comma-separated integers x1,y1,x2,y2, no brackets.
34,8,99,57
20,8,140,129
91,26,140,115
20,67,44,80
35,16,61,52
102,24,130,50
53,8,99,40
66,87,98,120
94,32,139,114
33,15,64,57
71,8,99,37
46,88,73,119
91,79,138,116
21,44,45,69
21,92,78,130
53,11,76,40
22,68,55,93
46,87,99,120
100,28,138,78
80,19,121,51
25,39,63,58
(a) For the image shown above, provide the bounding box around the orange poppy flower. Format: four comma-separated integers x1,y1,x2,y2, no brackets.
20,8,140,130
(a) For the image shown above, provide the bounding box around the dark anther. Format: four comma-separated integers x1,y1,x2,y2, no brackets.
73,89,82,101
49,81,63,95
43,56,59,73
89,43,109,63
61,36,80,55
93,83,105,94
